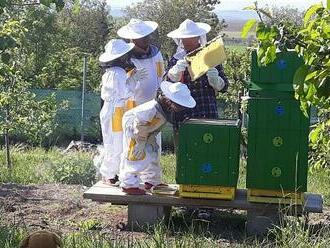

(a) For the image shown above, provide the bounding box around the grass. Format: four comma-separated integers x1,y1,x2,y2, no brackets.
226,44,247,53
1,147,330,247
1,147,329,204
308,169,330,205
1,217,330,248
0,146,96,186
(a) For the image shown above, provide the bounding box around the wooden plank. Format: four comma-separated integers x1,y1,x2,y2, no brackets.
83,182,323,213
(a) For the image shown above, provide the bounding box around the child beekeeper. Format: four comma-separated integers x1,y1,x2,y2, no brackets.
99,39,147,185
119,81,196,195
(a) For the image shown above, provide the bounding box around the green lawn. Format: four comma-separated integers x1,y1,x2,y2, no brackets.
226,44,247,53
1,148,330,247
1,147,329,204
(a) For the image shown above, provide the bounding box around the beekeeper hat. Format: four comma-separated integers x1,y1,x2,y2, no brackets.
99,39,135,63
167,19,211,39
160,81,196,108
117,19,158,40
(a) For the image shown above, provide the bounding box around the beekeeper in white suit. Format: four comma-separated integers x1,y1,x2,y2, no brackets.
99,39,147,185
120,81,196,195
117,19,165,105
117,19,165,187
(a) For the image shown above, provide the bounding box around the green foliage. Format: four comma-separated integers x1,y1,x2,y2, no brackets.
270,217,330,248
0,17,59,148
218,48,250,119
2,214,330,247
0,0,64,12
0,147,96,185
78,219,102,231
0,225,26,248
308,166,330,205
125,0,225,56
0,0,110,91
309,111,330,172
241,19,257,39
52,152,96,186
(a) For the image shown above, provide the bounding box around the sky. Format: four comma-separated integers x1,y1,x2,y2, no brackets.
108,0,327,10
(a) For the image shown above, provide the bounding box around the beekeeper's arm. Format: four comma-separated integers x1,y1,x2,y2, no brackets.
206,65,229,92
112,70,130,132
132,110,164,159
167,59,188,82
100,69,113,102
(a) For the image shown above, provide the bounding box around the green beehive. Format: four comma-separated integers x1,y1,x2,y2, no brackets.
246,97,309,192
249,50,303,92
176,119,240,187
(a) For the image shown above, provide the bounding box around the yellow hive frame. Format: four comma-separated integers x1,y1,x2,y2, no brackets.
179,184,236,200
186,38,226,81
247,188,304,205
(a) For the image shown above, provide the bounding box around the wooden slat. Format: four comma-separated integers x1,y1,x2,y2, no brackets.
83,182,323,213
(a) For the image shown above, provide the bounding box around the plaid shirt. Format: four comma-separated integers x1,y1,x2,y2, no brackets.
167,56,229,124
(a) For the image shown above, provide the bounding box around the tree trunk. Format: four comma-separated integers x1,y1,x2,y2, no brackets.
4,129,11,172
5,105,12,173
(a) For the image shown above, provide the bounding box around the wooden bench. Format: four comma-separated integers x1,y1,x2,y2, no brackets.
83,181,323,235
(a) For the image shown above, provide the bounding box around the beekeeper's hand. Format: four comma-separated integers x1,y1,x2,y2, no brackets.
132,139,146,160
168,59,188,81
147,134,159,152
128,68,148,83
206,68,225,92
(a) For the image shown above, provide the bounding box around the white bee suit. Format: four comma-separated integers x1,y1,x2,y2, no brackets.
120,100,166,188
127,47,165,183
99,67,133,180
130,49,164,105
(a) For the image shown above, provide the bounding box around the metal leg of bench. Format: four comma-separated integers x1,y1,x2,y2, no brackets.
127,204,171,230
246,208,282,236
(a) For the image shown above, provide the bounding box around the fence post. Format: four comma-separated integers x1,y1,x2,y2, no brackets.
81,55,87,142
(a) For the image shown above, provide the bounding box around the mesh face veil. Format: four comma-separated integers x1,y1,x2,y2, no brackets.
173,34,207,59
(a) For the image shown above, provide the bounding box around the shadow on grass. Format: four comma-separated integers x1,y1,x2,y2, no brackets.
122,207,248,243
0,183,37,197
169,208,247,241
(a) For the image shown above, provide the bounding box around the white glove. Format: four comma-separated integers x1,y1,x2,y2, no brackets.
128,68,148,83
206,68,225,92
147,134,159,153
132,139,146,160
168,59,188,81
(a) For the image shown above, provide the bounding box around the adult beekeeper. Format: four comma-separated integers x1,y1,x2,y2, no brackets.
98,39,146,185
166,19,229,123
119,81,196,195
117,18,164,106
117,19,165,186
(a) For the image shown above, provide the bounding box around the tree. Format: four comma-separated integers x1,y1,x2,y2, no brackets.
125,0,226,56
0,0,64,173
20,6,58,83
22,0,114,90
56,0,113,55
263,6,304,27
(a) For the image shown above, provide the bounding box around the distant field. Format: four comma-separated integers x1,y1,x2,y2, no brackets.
225,44,247,53
223,31,243,38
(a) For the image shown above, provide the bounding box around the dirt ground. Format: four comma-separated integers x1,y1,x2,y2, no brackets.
0,183,329,242
0,183,134,237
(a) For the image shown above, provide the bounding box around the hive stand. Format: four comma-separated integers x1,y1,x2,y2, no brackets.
83,181,323,235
